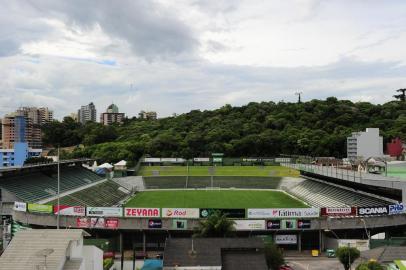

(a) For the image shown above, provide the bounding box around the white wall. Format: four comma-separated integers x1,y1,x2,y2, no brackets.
83,246,103,270
347,128,383,159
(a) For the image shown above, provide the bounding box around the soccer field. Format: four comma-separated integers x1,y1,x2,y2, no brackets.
125,190,307,208
138,165,299,177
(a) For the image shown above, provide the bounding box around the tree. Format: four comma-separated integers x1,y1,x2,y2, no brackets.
336,246,360,270
356,261,384,270
264,241,285,270
194,211,235,237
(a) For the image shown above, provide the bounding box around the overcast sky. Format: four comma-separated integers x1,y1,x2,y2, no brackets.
1,0,406,119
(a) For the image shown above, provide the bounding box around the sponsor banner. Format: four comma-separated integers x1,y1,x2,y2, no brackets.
297,220,311,229
162,208,199,219
275,158,291,163
172,219,187,230
242,158,274,162
247,208,320,218
234,220,266,230
124,208,160,218
53,205,85,216
281,219,297,230
76,217,119,229
266,220,281,230
148,219,162,229
77,217,90,228
86,207,123,217
357,206,389,216
213,157,222,162
275,235,297,245
27,203,53,214
105,218,119,229
144,158,161,163
13,202,27,212
321,207,357,216
199,208,246,219
193,157,210,162
389,204,405,215
161,158,177,162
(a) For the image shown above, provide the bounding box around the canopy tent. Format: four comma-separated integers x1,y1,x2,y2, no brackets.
114,160,127,166
141,259,163,270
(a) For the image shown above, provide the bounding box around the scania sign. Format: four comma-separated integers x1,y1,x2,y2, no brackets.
357,206,389,216
125,208,160,218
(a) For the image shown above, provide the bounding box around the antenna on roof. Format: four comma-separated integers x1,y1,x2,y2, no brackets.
295,91,303,103
36,248,54,270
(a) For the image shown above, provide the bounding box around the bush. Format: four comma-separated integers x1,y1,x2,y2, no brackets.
336,246,360,270
356,261,384,270
103,258,114,270
265,241,285,270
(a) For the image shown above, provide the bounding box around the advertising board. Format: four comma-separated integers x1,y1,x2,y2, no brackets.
124,208,160,218
27,203,53,214
161,158,177,162
148,219,162,229
266,220,281,230
297,220,311,229
275,235,297,244
53,206,86,216
162,208,199,218
234,220,266,230
321,207,357,216
13,202,27,212
76,217,119,229
144,158,161,163
247,208,320,218
281,219,297,229
193,158,210,162
86,207,123,217
357,206,389,216
199,208,246,219
172,219,187,229
389,204,405,215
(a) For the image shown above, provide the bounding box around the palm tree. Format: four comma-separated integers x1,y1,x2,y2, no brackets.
194,211,236,237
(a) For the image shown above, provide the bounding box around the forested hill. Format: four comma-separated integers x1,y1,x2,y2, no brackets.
43,97,406,164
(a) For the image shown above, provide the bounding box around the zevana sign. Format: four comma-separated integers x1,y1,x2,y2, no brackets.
54,206,85,216
86,207,123,217
13,202,27,212
234,220,266,230
357,206,388,216
162,208,199,218
28,203,53,214
247,208,320,218
389,204,405,215
321,207,357,216
124,208,160,218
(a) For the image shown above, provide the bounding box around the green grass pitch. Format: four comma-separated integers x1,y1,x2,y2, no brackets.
138,165,299,177
125,190,307,208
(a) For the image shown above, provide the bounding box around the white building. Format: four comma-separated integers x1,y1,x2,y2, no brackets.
78,102,97,124
0,229,103,270
347,128,383,160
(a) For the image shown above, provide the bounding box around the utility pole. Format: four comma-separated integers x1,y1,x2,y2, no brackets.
57,147,60,230
295,91,303,103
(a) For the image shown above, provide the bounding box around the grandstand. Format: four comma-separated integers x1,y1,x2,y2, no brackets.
287,178,392,207
48,180,130,207
143,176,285,189
0,166,104,202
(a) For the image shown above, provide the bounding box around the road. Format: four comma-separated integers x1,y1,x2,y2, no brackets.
286,257,343,270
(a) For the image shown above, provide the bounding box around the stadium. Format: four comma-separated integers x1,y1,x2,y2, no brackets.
1,155,406,263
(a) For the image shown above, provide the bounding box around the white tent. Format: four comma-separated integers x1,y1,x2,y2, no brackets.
98,163,113,169
114,160,127,166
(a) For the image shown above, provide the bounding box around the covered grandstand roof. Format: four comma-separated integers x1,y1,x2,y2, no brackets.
0,229,89,270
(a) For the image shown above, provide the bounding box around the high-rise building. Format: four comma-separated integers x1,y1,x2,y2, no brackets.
17,107,54,125
78,102,97,124
347,128,383,160
138,110,157,120
100,104,125,125
2,112,42,149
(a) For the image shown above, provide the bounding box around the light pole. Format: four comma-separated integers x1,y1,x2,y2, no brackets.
360,218,371,248
57,147,60,230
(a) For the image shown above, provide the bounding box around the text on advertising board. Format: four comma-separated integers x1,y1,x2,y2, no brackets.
357,206,388,216
199,208,246,219
148,219,162,229
54,206,85,216
125,208,160,218
234,220,266,230
321,207,357,216
86,207,123,217
389,204,405,215
297,220,311,229
267,220,281,230
13,202,27,212
275,235,297,244
162,208,199,218
247,208,320,218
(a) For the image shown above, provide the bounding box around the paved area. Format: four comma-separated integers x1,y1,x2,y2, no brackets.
286,256,343,270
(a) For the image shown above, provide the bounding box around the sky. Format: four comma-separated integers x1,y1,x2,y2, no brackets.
0,0,406,119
